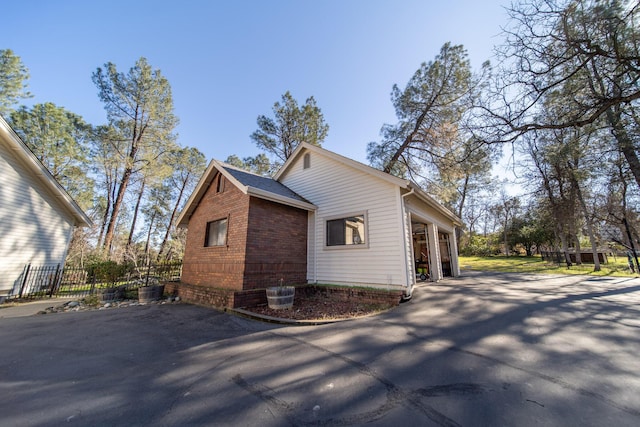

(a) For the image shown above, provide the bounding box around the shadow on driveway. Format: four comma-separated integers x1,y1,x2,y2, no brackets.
2,271,640,426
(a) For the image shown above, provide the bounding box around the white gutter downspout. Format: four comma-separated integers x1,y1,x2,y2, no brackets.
400,188,415,298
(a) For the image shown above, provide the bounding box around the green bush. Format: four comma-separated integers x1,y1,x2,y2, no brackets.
459,234,501,256
87,261,130,287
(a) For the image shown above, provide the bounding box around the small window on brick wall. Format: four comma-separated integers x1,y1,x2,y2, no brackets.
205,217,228,247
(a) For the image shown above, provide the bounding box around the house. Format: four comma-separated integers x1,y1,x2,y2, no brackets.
0,115,92,300
175,142,462,308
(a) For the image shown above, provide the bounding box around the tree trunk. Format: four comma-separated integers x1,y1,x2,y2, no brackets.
503,216,510,257
383,110,430,174
559,229,572,268
127,178,146,248
623,218,640,273
607,108,640,189
158,177,188,260
97,175,114,249
103,141,138,255
144,211,156,261
571,173,601,271
97,202,110,250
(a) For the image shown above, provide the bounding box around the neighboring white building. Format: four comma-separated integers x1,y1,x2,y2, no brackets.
0,115,92,299
275,142,462,297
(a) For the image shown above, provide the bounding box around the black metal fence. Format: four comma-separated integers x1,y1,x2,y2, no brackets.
540,251,609,264
9,261,182,300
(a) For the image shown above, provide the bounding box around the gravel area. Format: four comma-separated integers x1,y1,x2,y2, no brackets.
4,292,395,321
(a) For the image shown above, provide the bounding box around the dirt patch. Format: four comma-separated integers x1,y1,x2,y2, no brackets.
244,291,396,321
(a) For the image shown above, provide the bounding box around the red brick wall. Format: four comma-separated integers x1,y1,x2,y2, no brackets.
164,281,268,308
181,175,249,291
243,197,308,289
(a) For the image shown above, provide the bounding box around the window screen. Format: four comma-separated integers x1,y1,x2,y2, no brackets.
326,215,365,246
205,218,228,246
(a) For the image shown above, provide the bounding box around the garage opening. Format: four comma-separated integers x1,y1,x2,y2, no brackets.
412,223,430,281
439,231,452,277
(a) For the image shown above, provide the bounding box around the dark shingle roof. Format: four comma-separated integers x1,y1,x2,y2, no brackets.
221,164,311,204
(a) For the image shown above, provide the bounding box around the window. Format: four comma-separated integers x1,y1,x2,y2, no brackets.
326,214,366,246
303,153,311,169
205,218,228,247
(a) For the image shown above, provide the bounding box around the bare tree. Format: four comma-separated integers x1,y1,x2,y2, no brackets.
486,0,640,187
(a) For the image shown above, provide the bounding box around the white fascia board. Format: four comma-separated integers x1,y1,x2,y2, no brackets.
176,159,218,227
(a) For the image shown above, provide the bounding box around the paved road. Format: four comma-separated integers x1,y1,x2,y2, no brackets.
1,271,639,426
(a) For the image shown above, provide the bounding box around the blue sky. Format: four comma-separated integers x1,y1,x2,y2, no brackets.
3,0,509,165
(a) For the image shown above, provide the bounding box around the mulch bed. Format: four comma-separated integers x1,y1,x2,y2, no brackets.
244,292,396,321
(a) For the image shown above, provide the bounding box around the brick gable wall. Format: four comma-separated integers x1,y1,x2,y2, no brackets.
181,172,308,293
181,175,249,290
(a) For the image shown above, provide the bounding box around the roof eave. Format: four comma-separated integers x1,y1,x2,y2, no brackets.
407,182,463,226
176,160,224,228
0,115,93,227
247,187,316,211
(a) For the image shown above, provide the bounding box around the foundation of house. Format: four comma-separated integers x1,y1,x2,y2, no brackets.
163,282,404,310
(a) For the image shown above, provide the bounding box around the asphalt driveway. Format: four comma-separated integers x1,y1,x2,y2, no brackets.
1,271,639,426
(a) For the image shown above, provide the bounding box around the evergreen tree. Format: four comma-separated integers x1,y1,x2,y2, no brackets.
10,103,94,209
251,91,328,168
92,57,178,256
0,49,31,115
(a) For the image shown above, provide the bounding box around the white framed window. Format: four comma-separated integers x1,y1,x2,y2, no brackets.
303,153,311,169
205,217,228,247
326,213,367,247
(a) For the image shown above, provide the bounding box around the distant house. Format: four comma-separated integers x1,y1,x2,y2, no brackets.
176,142,462,308
0,115,92,299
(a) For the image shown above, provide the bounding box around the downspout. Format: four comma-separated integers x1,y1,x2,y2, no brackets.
401,189,415,298
313,211,318,284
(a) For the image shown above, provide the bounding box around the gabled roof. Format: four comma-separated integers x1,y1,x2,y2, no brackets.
222,163,312,206
0,115,92,227
275,142,409,187
276,142,462,226
176,159,316,227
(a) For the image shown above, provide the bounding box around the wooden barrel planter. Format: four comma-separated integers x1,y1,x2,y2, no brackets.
138,284,164,303
98,288,117,303
98,286,125,303
266,286,295,309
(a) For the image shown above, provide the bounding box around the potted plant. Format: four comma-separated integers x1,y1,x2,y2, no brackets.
137,277,165,303
266,278,295,309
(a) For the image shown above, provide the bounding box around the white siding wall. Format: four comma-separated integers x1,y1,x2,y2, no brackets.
280,152,407,289
0,145,74,296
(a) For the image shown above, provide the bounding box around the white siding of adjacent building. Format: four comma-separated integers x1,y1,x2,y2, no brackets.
0,144,74,297
279,150,408,290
